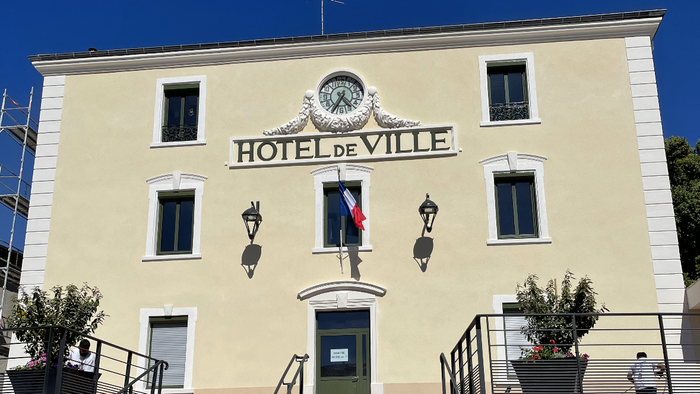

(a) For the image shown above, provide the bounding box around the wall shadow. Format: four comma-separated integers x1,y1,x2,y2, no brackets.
413,236,434,272
241,244,262,278
348,251,362,281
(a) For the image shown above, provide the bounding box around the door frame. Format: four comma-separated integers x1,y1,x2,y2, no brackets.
298,281,386,394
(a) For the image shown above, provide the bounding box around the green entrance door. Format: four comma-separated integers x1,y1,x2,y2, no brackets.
316,310,370,394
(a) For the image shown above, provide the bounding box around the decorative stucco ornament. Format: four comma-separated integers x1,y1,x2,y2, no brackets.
263,80,420,134
368,87,421,129
263,90,314,136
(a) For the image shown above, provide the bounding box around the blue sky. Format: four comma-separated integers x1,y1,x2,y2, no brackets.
0,0,698,250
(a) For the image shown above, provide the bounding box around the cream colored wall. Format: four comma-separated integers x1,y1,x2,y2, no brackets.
41,37,658,390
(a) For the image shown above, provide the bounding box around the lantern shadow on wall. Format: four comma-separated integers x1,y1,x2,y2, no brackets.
241,201,263,278
413,194,438,272
241,244,262,278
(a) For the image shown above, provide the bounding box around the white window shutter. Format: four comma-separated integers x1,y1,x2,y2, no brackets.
149,320,188,388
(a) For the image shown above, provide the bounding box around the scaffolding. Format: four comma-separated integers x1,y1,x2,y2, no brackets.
0,88,36,319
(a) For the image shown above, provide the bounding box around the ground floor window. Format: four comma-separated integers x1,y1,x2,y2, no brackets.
148,316,188,388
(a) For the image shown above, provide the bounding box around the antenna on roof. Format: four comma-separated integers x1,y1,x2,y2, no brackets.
320,0,344,35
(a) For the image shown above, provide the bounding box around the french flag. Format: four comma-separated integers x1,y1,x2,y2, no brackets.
339,181,366,231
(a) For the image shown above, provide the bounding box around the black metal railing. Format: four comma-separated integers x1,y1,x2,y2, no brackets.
0,325,168,394
489,102,529,122
440,313,700,394
161,125,197,143
273,354,308,394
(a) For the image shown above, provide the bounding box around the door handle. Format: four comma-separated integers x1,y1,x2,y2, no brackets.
352,376,359,382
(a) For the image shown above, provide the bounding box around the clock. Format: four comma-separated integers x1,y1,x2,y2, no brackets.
317,74,365,115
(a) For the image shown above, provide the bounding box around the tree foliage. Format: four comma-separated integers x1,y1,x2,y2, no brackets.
5,283,106,361
664,136,700,285
516,270,607,353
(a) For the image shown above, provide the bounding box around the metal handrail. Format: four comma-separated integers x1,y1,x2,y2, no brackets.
440,353,461,394
442,312,700,394
273,354,309,394
5,325,169,394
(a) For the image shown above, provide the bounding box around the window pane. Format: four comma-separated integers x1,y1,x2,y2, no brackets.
184,95,198,126
496,183,516,236
166,96,182,126
489,73,506,104
515,182,535,235
344,188,360,244
319,335,356,377
160,200,177,252
326,190,341,246
317,310,370,330
178,198,194,252
507,72,525,103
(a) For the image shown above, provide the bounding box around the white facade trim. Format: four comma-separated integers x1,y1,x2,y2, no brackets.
298,281,387,300
312,164,372,253
137,307,198,392
480,152,550,244
302,284,385,394
152,76,207,147
144,172,206,260
478,53,540,126
18,75,66,295
32,18,662,76
625,36,685,358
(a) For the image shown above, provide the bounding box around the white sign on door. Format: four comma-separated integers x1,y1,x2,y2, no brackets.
330,349,349,362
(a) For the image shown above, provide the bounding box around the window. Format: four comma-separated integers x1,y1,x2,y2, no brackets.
494,173,538,239
502,303,529,374
480,152,550,245
492,296,530,382
144,172,206,261
479,53,540,126
312,164,372,253
152,76,207,147
163,86,199,143
324,182,362,247
138,307,197,393
488,64,528,121
157,192,195,255
148,317,188,388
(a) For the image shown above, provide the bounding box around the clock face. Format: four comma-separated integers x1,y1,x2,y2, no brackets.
318,75,365,115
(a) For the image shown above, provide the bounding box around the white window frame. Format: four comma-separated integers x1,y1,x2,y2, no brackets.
298,281,386,394
312,164,372,253
479,53,541,127
144,172,206,261
480,152,551,245
152,75,207,148
137,307,198,394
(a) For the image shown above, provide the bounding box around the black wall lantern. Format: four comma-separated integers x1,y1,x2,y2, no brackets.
242,201,262,242
418,193,439,233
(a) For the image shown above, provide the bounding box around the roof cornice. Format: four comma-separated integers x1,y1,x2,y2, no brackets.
31,15,663,76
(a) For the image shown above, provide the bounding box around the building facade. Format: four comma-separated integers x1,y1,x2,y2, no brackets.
19,9,686,394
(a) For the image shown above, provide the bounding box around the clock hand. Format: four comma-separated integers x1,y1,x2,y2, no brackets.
330,91,346,113
341,96,354,107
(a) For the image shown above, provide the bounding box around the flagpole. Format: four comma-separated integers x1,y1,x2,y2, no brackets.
338,166,344,274
339,227,344,274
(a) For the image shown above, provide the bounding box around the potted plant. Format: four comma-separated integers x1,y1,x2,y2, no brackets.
5,283,106,394
511,270,607,393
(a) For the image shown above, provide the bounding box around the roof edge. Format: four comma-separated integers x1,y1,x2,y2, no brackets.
31,10,665,76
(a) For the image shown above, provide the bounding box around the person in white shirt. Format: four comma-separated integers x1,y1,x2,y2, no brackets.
627,352,665,394
69,339,96,373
